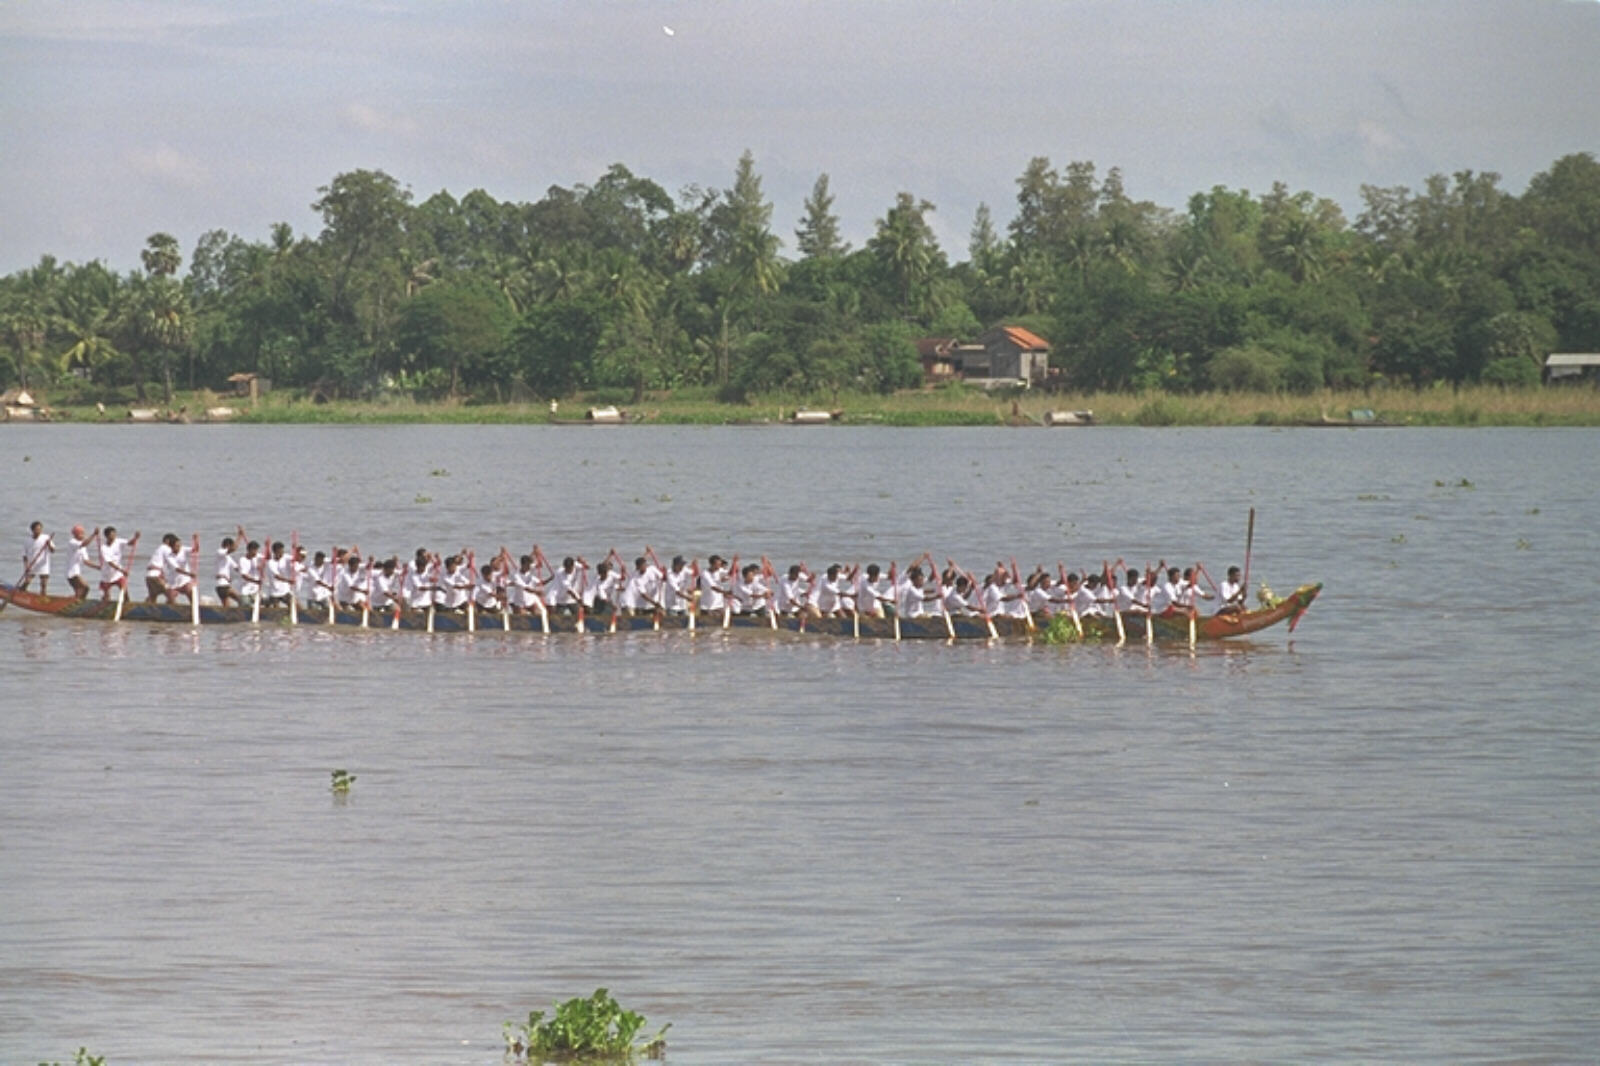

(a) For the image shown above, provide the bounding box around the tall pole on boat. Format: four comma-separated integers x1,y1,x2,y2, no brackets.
1242,507,1256,600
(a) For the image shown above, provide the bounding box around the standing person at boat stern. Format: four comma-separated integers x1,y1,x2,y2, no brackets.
21,521,55,594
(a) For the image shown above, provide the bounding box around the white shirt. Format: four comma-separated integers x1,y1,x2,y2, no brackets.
812,575,841,613
734,572,768,614
167,545,193,587
25,532,52,576
308,561,335,603
215,546,237,586
145,543,172,580
265,554,294,599
101,537,133,584
68,534,94,580
662,567,693,612
548,566,580,607
699,566,728,612
1220,579,1245,608
235,552,262,596
897,579,926,618
777,574,808,613
336,563,368,605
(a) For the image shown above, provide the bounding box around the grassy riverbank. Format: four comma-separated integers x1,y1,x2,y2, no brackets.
21,383,1600,427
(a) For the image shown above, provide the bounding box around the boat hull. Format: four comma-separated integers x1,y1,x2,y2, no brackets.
0,583,1321,642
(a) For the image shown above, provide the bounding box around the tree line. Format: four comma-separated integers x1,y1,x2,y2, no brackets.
4,150,1599,404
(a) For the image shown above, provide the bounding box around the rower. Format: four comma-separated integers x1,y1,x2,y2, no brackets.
1026,571,1055,617
662,555,694,614
896,566,929,618
508,554,538,614
167,534,197,606
1180,566,1212,613
732,563,768,615
1218,565,1246,614
1150,566,1182,617
1118,568,1149,615
234,540,263,607
811,564,845,616
66,524,99,600
369,558,400,610
263,542,294,607
214,536,242,606
98,526,140,603
335,552,368,608
777,564,808,614
945,574,974,616
21,521,54,595
858,564,890,618
584,558,619,615
549,556,582,614
473,562,501,612
406,549,438,611
308,551,335,612
1063,571,1095,618
699,555,730,616
144,533,177,604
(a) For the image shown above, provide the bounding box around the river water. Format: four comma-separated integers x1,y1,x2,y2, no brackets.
1,425,1596,1064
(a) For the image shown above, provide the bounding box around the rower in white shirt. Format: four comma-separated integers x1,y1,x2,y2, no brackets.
144,534,176,603
335,553,369,607
1218,565,1246,614
546,555,582,613
233,541,263,605
214,536,242,606
307,551,336,610
810,564,845,616
21,521,54,595
1150,566,1182,616
856,564,889,618
775,564,808,614
896,567,930,618
698,555,730,615
1026,572,1055,617
1116,567,1147,615
66,524,99,600
166,535,197,605
732,563,768,615
98,526,141,602
584,559,619,614
369,558,401,610
263,541,295,606
944,574,973,616
473,562,501,611
661,556,694,614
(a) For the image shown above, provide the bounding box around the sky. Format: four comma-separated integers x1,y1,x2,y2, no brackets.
2,0,1598,275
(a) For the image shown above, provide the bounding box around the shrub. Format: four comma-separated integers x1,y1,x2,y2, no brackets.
505,988,668,1062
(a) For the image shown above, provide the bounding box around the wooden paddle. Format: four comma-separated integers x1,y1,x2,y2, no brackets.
1243,507,1256,600
287,532,300,625
113,534,141,623
189,534,201,625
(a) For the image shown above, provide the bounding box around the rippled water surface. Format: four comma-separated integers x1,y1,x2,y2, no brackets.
2,425,1597,1064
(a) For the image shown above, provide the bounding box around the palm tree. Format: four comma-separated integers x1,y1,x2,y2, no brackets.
55,263,122,386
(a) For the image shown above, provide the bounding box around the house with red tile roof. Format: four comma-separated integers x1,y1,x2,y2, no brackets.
977,325,1051,384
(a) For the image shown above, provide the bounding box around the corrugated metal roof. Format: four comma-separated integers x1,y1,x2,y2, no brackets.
1545,354,1600,367
1000,326,1050,350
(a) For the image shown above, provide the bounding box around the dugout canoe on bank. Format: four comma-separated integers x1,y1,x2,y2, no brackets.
0,582,1321,642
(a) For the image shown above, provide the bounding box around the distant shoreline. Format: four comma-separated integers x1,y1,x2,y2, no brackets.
10,384,1600,428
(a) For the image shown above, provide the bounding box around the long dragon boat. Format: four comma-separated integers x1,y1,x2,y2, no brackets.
0,582,1321,642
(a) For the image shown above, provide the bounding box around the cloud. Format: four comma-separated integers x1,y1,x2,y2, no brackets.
340,102,419,137
127,145,210,189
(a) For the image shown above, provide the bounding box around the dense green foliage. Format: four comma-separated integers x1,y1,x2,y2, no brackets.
504,988,668,1062
5,152,1599,402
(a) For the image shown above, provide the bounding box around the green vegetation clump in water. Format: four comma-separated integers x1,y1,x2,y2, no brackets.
504,988,668,1062
38,1050,105,1066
